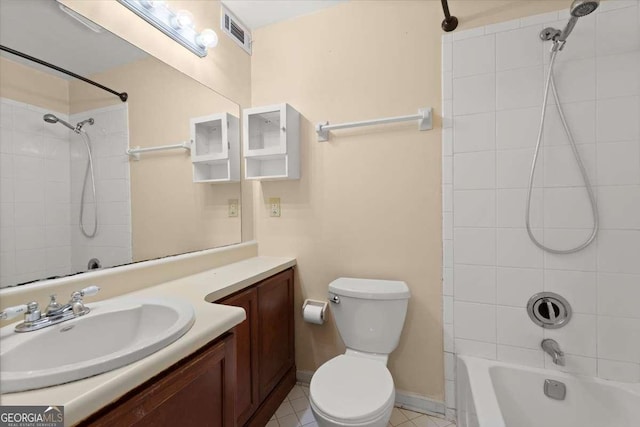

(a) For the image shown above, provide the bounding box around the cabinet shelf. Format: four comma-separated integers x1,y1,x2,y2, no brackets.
190,112,239,183
243,103,300,180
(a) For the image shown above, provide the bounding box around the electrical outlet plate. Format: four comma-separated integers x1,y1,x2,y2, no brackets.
269,197,281,217
228,199,239,217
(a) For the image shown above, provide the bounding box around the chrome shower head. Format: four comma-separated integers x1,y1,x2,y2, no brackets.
43,113,76,132
570,0,599,17
558,0,599,42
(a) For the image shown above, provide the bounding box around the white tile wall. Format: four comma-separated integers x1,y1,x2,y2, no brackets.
0,99,131,287
442,1,640,416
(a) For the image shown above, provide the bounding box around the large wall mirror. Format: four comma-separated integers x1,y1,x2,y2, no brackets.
0,0,242,288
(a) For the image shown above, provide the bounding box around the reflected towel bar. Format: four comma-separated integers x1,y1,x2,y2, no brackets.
315,107,432,142
126,142,191,160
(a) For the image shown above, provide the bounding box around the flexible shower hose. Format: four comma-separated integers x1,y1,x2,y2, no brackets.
78,131,98,238
525,47,598,254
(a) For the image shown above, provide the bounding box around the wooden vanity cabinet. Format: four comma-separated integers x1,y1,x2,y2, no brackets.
218,268,295,427
81,333,236,427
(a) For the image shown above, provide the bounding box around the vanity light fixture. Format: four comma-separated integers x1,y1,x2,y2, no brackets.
117,0,218,57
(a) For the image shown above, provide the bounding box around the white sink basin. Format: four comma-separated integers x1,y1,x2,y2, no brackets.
0,296,195,393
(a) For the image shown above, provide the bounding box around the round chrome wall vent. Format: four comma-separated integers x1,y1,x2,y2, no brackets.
527,292,572,329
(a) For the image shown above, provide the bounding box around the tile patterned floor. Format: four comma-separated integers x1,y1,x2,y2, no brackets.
268,384,456,427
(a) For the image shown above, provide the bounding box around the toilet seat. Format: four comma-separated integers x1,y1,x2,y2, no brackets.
310,355,395,424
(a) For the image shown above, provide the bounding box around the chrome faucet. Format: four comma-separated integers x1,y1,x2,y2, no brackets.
0,286,100,332
541,339,565,366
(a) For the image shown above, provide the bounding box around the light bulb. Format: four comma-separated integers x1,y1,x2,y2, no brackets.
171,10,194,29
196,29,218,48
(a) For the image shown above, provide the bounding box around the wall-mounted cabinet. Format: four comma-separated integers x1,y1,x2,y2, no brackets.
191,113,240,183
243,103,300,180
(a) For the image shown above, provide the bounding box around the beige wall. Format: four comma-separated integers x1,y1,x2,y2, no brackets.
69,57,241,261
250,0,566,401
0,57,69,113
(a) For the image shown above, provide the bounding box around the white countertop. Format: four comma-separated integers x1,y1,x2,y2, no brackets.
0,256,296,426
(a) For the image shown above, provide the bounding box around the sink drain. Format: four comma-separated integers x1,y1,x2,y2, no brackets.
527,292,571,329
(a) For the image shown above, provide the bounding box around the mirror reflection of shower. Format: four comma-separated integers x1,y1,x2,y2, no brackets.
43,113,98,238
526,0,600,254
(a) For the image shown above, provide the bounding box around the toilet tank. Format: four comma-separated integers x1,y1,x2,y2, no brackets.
328,277,410,355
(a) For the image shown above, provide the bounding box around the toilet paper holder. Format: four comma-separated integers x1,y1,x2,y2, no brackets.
302,299,328,325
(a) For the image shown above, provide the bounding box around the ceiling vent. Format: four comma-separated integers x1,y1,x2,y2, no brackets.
220,5,252,55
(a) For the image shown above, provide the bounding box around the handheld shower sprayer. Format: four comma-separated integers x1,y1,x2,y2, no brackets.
540,0,599,50
43,114,94,134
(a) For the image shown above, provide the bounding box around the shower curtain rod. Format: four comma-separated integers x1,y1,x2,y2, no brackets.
0,45,128,102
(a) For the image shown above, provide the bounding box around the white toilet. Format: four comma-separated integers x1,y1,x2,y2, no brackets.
309,277,411,427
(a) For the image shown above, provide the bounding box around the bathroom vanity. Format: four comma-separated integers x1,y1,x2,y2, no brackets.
0,253,296,427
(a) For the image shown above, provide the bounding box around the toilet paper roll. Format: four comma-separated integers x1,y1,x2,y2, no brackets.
303,301,325,325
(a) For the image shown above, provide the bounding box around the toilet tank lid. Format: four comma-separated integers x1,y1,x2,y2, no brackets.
329,278,410,300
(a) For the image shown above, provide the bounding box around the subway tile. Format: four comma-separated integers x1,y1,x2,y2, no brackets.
597,359,640,382
598,273,640,319
443,184,453,213
497,267,543,307
454,301,497,342
444,323,454,353
596,141,640,186
547,58,596,104
485,18,520,35
13,155,45,181
444,352,456,380
14,202,45,228
443,239,453,268
598,316,640,362
454,151,495,190
454,264,496,304
443,71,453,101
596,52,640,99
597,230,640,274
453,190,496,227
453,34,495,78
0,127,12,154
543,187,596,229
544,269,596,314
453,74,496,116
497,148,543,189
443,295,454,324
543,144,596,187
496,26,544,71
443,212,453,240
597,96,640,143
14,226,45,251
497,228,543,269
543,229,598,271
496,66,543,110
453,112,495,153
497,305,543,349
543,101,596,145
597,186,640,230
454,228,496,266
497,345,544,368
0,203,14,230
453,27,485,42
443,267,454,296
443,127,453,156
497,188,543,229
596,5,640,56
496,107,540,150
442,42,452,72
442,156,452,185
520,11,559,28
455,338,497,359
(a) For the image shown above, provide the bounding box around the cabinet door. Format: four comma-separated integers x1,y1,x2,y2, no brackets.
82,334,236,427
257,268,295,401
220,287,259,426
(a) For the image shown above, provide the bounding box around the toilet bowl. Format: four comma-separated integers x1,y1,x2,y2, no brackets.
310,354,395,427
308,278,410,427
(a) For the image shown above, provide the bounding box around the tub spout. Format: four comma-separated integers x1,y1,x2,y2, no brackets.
541,339,565,366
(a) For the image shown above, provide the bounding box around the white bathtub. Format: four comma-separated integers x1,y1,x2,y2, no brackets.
456,356,640,427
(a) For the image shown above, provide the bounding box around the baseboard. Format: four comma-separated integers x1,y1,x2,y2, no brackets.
296,370,446,418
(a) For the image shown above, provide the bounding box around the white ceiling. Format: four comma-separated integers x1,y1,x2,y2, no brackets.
222,0,348,30
0,0,148,79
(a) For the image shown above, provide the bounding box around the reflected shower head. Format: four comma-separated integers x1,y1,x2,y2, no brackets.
43,113,76,132
570,0,599,17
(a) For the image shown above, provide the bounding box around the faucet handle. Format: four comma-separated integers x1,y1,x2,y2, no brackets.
80,286,100,297
0,304,29,321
